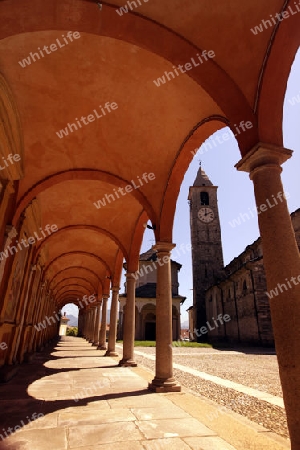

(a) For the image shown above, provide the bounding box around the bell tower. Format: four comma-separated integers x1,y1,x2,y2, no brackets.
188,166,224,340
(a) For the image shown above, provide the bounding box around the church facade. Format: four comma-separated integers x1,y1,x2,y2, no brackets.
119,249,186,341
189,167,300,346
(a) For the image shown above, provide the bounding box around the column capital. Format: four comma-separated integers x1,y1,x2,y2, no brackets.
152,242,175,254
102,294,109,300
126,272,137,280
235,143,292,176
111,286,120,292
5,224,17,239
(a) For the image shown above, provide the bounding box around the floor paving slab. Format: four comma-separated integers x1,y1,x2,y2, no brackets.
58,408,136,426
135,417,217,439
107,393,171,409
0,337,289,450
131,405,190,420
68,422,144,448
60,400,111,413
141,437,192,449
0,427,68,450
70,442,144,450
184,436,237,450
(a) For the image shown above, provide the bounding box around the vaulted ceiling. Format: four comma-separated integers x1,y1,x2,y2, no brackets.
0,0,298,308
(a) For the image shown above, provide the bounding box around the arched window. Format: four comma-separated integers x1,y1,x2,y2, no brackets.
200,192,209,205
243,280,247,292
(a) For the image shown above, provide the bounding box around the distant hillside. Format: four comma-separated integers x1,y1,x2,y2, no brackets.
66,315,78,327
65,310,111,327
181,320,189,329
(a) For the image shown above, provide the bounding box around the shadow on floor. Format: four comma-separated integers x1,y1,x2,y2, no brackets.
0,336,152,445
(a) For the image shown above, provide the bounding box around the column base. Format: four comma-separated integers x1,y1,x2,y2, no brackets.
24,352,34,363
105,350,119,357
92,342,99,347
97,344,107,350
118,358,137,367
148,377,181,393
0,365,19,383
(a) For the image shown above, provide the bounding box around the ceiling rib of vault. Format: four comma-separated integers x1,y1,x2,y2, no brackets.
0,0,295,307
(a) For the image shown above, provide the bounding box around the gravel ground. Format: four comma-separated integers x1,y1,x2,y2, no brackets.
133,347,289,440
135,346,282,397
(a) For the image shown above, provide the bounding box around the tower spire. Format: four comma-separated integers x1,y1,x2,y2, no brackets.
193,164,213,187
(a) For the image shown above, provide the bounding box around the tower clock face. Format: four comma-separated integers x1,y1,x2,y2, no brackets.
198,207,214,223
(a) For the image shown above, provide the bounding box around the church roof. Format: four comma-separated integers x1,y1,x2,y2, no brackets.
139,248,182,268
193,167,213,187
136,282,157,297
140,248,157,261
120,283,186,302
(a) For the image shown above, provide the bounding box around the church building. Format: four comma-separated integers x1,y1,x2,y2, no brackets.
119,249,186,341
189,167,300,345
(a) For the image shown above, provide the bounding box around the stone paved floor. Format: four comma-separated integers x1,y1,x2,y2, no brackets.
0,337,289,450
130,345,289,439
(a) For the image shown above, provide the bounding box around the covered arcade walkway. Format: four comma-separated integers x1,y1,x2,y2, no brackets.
1,1,300,447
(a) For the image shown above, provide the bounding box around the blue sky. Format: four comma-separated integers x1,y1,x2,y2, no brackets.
63,49,300,324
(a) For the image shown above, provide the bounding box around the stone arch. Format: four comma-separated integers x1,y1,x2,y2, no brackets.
0,73,24,181
257,1,300,145
49,266,103,290
33,225,128,263
0,1,256,152
13,169,156,228
54,283,93,299
44,251,112,277
52,277,96,295
159,118,234,241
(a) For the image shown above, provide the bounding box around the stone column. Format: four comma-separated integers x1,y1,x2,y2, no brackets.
91,305,100,346
90,307,97,342
85,309,89,340
83,310,88,338
236,143,300,448
78,310,83,337
87,309,92,341
117,305,123,340
84,310,89,340
90,308,96,342
13,263,36,363
31,279,45,352
0,224,17,287
86,310,91,340
119,273,137,366
92,303,101,345
105,286,120,356
82,311,85,337
98,295,108,350
81,309,86,338
149,242,181,392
